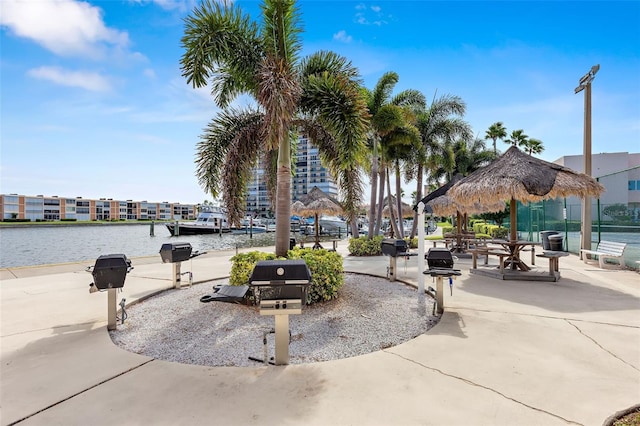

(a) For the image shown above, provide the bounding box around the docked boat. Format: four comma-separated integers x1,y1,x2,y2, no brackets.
165,205,230,235
230,217,274,234
318,215,348,235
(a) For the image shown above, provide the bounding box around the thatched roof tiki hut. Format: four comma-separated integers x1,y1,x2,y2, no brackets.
447,146,605,243
415,174,505,252
291,186,343,249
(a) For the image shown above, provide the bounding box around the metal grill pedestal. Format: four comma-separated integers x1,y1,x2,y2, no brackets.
249,260,311,365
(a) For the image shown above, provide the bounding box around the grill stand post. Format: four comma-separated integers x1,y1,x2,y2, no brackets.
107,288,117,330
388,257,397,281
435,276,444,315
274,315,290,365
172,263,181,289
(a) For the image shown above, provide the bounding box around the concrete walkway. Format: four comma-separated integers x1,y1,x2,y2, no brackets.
1,242,639,426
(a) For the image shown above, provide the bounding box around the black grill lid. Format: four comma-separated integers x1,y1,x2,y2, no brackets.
249,260,311,286
426,248,454,269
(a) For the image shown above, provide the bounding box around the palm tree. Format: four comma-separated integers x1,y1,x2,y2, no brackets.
522,137,545,155
505,129,529,148
450,137,496,176
181,0,369,256
380,109,421,238
485,121,507,154
361,72,425,238
410,94,471,237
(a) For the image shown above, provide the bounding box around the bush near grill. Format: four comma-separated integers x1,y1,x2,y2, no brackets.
348,235,385,256
229,248,344,305
229,251,281,286
288,247,344,303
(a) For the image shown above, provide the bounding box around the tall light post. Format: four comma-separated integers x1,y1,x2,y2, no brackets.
574,64,599,255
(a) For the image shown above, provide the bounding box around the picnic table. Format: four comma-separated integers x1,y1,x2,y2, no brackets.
486,239,539,271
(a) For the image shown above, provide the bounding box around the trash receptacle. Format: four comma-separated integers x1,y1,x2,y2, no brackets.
540,231,560,250
548,234,564,251
289,238,296,250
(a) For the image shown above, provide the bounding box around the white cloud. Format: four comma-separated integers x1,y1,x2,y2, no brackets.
28,66,111,92
333,30,352,43
354,4,387,26
144,68,157,79
0,0,129,59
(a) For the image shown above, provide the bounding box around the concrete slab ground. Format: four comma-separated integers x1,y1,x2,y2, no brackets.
1,241,639,426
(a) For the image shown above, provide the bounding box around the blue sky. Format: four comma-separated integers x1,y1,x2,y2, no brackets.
1,0,639,204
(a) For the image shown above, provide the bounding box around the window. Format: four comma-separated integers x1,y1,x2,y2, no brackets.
630,180,637,191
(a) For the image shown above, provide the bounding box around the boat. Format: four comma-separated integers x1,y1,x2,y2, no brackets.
165,205,230,235
230,217,274,234
318,215,348,235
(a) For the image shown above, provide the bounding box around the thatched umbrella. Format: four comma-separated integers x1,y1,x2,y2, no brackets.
448,146,605,242
291,186,343,248
427,195,506,217
382,201,414,218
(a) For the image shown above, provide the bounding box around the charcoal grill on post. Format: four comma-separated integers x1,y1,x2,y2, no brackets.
381,239,408,281
159,243,204,288
424,248,461,314
249,259,311,365
86,254,133,330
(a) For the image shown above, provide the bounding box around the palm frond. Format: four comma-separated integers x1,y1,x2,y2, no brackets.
260,0,302,64
180,0,262,103
194,107,264,224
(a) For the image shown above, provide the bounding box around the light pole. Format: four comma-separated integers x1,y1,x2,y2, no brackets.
574,64,599,255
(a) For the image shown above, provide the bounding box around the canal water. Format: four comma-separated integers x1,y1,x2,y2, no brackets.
0,224,278,268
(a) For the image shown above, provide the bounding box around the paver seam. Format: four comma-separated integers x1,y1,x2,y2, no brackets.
447,306,640,329
565,319,640,373
382,349,585,426
5,359,156,426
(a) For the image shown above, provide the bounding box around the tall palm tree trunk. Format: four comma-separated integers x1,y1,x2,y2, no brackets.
275,142,292,257
368,141,379,239
375,167,386,236
394,159,404,238
386,168,401,238
410,163,424,238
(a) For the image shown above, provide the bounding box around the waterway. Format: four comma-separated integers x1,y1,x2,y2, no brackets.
0,224,279,268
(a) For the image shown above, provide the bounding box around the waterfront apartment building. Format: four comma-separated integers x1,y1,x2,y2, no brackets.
0,194,197,221
245,134,339,217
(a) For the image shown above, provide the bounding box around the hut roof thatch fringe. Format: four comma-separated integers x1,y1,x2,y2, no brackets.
382,200,414,218
448,146,605,206
291,186,343,216
427,195,506,216
413,174,464,212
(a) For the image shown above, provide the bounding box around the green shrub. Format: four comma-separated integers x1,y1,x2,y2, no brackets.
442,226,454,235
491,227,509,239
348,235,384,256
405,237,418,249
472,221,486,233
229,249,344,305
61,218,77,222
229,251,281,285
288,248,344,303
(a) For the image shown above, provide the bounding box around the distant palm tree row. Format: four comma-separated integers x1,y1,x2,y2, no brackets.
180,0,546,252
485,122,545,155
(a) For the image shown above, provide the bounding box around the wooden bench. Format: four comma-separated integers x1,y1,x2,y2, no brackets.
536,251,569,276
469,247,489,269
298,238,339,251
580,241,627,269
486,250,511,273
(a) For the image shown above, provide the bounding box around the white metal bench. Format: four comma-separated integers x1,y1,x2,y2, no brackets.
580,241,627,269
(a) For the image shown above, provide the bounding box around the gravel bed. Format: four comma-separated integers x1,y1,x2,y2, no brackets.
110,273,439,367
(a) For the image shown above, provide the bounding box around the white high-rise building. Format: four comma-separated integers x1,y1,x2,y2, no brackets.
245,135,338,217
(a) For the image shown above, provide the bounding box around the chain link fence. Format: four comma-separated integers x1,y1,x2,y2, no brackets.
503,166,640,268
